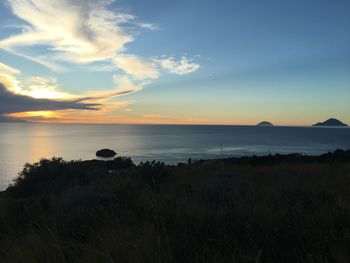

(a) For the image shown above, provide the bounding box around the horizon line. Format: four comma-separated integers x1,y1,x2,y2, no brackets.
1,120,348,127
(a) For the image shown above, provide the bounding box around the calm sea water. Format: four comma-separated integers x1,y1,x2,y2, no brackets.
0,123,350,190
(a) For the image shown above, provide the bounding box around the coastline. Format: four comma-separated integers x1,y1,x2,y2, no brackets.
0,150,350,262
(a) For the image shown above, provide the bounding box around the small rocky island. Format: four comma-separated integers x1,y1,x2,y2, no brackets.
96,149,117,158
257,121,274,126
313,118,348,127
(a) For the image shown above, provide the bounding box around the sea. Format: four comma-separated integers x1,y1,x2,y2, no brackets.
0,123,350,190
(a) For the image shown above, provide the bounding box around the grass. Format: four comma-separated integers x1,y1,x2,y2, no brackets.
0,150,350,262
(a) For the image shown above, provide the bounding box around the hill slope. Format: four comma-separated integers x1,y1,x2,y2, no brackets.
313,118,348,127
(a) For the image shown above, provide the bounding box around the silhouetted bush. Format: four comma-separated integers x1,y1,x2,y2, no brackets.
7,158,90,196
83,156,135,170
7,156,135,197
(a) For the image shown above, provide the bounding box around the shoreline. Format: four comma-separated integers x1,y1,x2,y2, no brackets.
2,149,350,193
2,148,350,192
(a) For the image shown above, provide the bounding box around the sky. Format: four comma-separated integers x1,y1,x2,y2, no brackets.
0,0,349,125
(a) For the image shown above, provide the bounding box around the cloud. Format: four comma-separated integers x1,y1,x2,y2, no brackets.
113,55,159,79
0,64,72,99
0,62,141,116
1,0,132,62
0,0,200,79
15,52,65,72
0,81,99,115
0,0,201,123
77,75,145,102
155,56,201,75
112,74,146,94
138,23,159,30
0,115,27,122
0,62,21,76
0,0,159,77
18,77,68,99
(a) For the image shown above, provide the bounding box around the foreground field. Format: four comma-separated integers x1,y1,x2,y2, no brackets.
1,151,350,263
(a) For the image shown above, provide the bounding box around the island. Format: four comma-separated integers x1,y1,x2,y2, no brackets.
96,149,117,158
313,118,348,127
257,121,274,126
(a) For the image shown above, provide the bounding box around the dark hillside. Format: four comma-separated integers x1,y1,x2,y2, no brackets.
1,150,350,262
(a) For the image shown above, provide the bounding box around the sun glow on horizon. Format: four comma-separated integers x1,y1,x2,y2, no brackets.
8,111,59,119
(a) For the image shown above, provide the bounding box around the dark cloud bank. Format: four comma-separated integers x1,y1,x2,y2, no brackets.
0,83,100,118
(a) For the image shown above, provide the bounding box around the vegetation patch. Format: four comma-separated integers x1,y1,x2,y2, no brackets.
1,150,350,263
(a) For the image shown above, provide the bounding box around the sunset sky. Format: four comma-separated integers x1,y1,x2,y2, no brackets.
0,0,349,125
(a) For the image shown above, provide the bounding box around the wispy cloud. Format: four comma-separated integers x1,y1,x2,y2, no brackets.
155,56,201,75
0,0,200,79
78,75,146,102
138,23,159,30
0,0,133,68
0,62,21,76
113,55,159,80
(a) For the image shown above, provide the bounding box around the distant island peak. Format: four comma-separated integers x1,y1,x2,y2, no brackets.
313,118,348,127
96,149,117,158
257,121,274,126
